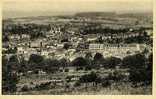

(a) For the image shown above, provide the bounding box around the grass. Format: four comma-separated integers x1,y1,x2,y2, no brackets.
14,82,152,95
9,69,152,95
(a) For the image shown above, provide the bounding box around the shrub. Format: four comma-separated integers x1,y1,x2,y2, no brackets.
63,43,71,49
101,80,111,87
129,67,152,85
113,70,126,81
93,53,105,67
76,67,83,71
122,53,146,69
65,68,69,72
21,85,29,91
79,71,101,83
74,81,81,87
59,69,63,72
71,57,87,66
104,57,121,68
2,71,19,93
35,82,51,90
105,70,126,82
29,54,44,64
85,66,92,71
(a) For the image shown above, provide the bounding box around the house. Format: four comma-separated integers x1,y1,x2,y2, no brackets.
41,50,49,56
87,37,97,42
9,34,20,40
38,70,47,75
57,43,64,49
20,34,30,39
29,41,46,48
17,47,25,54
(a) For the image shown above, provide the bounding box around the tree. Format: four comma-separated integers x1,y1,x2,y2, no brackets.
63,43,71,50
59,58,69,67
71,57,87,66
48,59,60,67
147,53,153,70
28,54,44,64
93,53,103,61
122,53,146,69
129,68,149,84
7,55,20,71
2,55,19,94
9,55,19,63
19,56,28,73
3,35,9,42
145,53,153,85
104,57,121,68
97,36,103,43
93,53,105,67
122,53,151,85
79,71,101,86
85,52,93,66
44,59,60,73
85,52,92,60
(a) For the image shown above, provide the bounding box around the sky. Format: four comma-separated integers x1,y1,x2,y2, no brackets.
2,0,153,18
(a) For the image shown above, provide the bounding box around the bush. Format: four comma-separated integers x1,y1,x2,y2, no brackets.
85,66,92,71
76,67,83,71
29,54,44,64
79,71,101,83
21,85,29,91
2,71,19,93
65,68,69,72
121,53,153,85
105,70,126,82
104,57,121,68
129,67,152,85
101,80,111,87
74,81,81,87
63,43,71,49
35,82,51,90
93,53,104,61
71,57,87,66
93,53,105,67
122,53,146,69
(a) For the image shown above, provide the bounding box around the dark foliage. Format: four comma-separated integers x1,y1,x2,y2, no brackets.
122,53,146,68
71,57,87,66
104,57,122,68
79,72,101,83
29,54,44,64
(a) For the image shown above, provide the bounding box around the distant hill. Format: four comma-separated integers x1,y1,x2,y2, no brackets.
75,12,116,17
75,12,152,18
117,12,152,18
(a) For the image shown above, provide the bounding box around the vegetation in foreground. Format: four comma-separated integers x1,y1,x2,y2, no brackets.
2,52,152,95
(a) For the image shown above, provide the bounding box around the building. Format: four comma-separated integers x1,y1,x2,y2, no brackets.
9,34,20,40
88,43,146,58
89,44,141,51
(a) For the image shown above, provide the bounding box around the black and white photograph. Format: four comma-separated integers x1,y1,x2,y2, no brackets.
1,0,153,95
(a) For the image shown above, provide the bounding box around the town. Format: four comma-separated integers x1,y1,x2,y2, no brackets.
2,12,153,95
